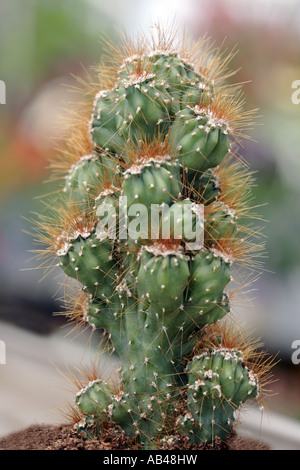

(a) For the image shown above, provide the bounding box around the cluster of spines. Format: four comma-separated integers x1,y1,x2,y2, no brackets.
33,26,272,449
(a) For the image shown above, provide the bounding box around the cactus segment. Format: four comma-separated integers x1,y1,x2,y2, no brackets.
59,231,116,299
178,348,259,444
122,160,181,210
64,152,119,212
117,52,212,110
184,249,231,327
76,379,112,417
90,89,126,153
116,80,173,144
137,248,190,316
169,106,230,174
64,153,101,196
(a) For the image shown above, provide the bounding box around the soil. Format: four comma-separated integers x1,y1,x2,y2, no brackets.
0,424,270,450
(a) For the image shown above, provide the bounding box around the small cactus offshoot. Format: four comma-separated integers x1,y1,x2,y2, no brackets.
34,25,274,449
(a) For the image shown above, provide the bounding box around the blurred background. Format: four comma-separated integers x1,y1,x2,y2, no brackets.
0,0,300,449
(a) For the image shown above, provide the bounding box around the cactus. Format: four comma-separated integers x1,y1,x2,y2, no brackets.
34,26,274,449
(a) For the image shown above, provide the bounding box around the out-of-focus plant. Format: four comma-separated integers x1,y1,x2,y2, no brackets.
188,0,300,275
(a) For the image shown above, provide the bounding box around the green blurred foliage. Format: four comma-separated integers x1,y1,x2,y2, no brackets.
0,0,119,196
0,0,115,104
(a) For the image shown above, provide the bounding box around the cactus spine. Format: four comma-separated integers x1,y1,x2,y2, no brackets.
35,26,272,449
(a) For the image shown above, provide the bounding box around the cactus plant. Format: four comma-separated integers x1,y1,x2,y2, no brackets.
34,26,274,449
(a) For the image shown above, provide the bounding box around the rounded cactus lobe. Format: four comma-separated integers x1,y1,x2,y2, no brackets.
184,249,231,327
64,152,118,212
150,53,214,110
59,230,116,299
76,377,171,448
64,153,101,204
76,380,114,418
122,160,181,212
117,52,200,111
115,79,173,145
204,201,238,245
178,349,258,444
137,249,190,317
152,53,197,83
169,106,229,174
90,89,126,153
177,293,230,362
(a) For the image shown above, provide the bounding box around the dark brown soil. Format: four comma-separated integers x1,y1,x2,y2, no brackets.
0,424,270,450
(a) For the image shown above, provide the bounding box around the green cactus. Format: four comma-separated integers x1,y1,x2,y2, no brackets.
35,27,272,449
178,348,259,444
